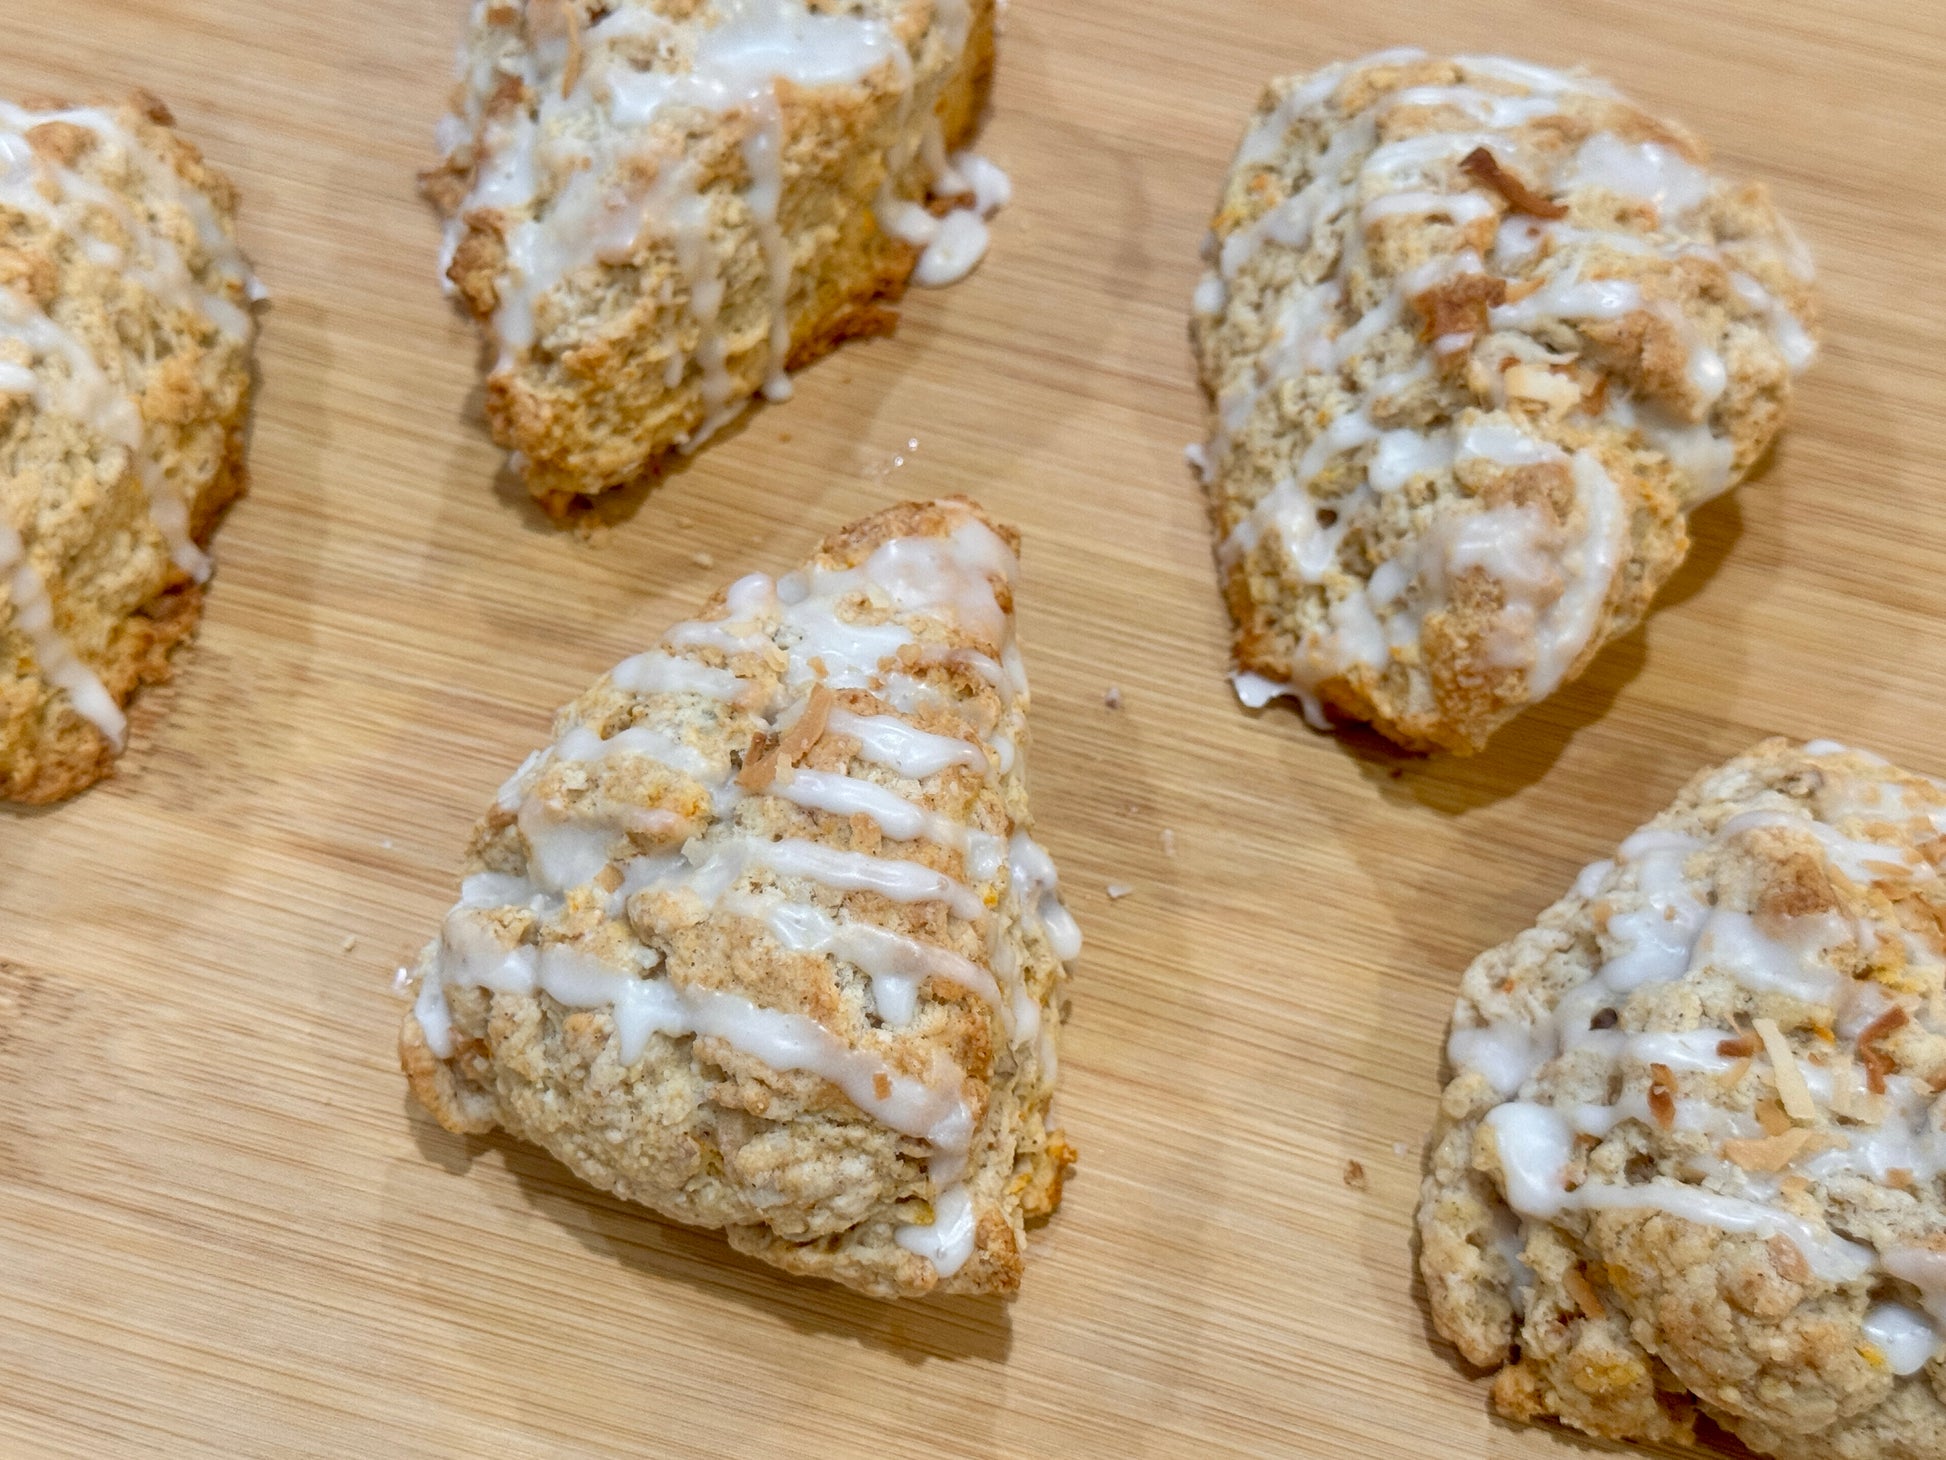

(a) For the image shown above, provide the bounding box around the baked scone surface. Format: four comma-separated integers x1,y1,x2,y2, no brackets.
428,0,1004,511
0,93,258,803
1420,739,1946,1457
400,497,1078,1297
1193,51,1818,753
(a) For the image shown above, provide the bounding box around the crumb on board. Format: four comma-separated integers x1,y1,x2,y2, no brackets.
340,935,358,953
1160,828,1177,857
1103,686,1123,710
691,551,715,569
1106,882,1134,900
1343,1159,1368,1191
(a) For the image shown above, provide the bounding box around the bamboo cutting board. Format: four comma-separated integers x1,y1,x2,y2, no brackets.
2,0,1941,1455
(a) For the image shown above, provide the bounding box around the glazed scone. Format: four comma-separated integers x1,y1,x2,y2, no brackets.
427,0,1006,513
399,498,1079,1297
1192,51,1818,753
1420,739,1946,1457
0,93,258,804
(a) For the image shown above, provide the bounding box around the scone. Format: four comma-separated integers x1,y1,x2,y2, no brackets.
1420,738,1946,1457
0,93,259,804
427,0,1005,513
399,497,1079,1297
1192,51,1818,753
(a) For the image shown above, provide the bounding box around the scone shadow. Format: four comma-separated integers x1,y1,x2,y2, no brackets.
404,1102,1014,1362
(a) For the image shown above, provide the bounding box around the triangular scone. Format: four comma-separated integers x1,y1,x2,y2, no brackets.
1193,52,1818,753
1421,739,1946,1456
400,498,1078,1297
426,0,1004,513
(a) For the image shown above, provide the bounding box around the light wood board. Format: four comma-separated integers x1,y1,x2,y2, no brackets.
2,0,1942,1454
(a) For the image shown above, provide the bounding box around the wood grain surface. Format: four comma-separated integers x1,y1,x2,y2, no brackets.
2,0,1942,1455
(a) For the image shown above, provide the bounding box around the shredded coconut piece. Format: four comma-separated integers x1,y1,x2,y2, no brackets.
1754,1018,1820,1123
1721,1127,1842,1173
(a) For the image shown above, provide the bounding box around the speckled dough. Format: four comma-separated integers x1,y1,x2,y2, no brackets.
1419,739,1946,1457
0,93,258,804
1193,52,1818,753
399,498,1078,1297
428,0,998,513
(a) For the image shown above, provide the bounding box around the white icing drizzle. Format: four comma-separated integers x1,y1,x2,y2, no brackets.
825,706,987,777
1230,668,1329,731
1197,52,1816,711
424,911,972,1152
1487,1100,1872,1284
1455,765,1946,1302
1862,1302,1941,1377
1884,1246,1946,1329
609,648,749,701
722,889,1000,1024
412,510,1079,1279
897,150,1013,287
440,0,987,425
772,766,968,852
893,1180,976,1276
1455,448,1626,699
0,512,124,746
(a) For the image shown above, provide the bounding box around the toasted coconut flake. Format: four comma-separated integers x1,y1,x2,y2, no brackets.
1414,272,1507,346
1887,1168,1917,1192
1828,1050,1860,1119
1563,1264,1607,1320
1718,1055,1753,1092
1755,1096,1793,1137
1755,1018,1820,1123
1858,1005,1910,1095
1647,1064,1678,1131
560,0,584,97
1717,1021,1761,1059
736,734,781,792
1504,362,1583,414
780,684,835,764
1721,1127,1844,1173
1460,146,1567,219
1767,1234,1810,1284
